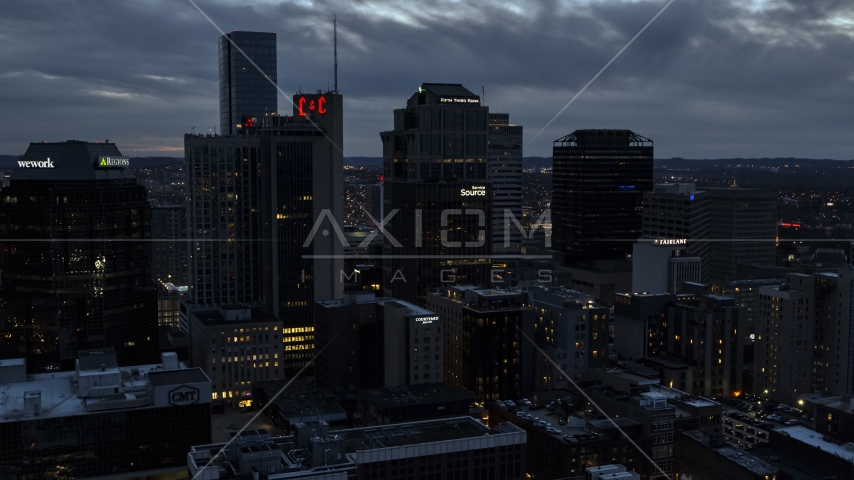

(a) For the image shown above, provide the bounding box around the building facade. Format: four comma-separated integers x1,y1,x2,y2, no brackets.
487,113,523,260
427,286,533,402
218,31,277,136
665,295,744,397
0,350,211,479
188,416,527,480
632,239,701,294
380,83,494,306
706,188,777,284
315,292,443,389
755,275,816,399
0,141,158,372
188,305,281,404
642,183,711,282
151,204,188,286
529,286,610,388
184,91,344,376
552,129,654,264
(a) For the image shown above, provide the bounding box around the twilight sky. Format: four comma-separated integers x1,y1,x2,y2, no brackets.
1,0,852,159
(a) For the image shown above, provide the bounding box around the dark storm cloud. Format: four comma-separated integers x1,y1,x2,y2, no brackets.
0,0,852,158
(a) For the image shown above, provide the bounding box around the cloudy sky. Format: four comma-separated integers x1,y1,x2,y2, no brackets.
1,0,852,159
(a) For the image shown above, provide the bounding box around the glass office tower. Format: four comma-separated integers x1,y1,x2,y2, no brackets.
0,141,158,372
552,129,654,263
219,31,278,136
380,83,494,306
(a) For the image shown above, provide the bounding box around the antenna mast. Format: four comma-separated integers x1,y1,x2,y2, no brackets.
333,13,338,93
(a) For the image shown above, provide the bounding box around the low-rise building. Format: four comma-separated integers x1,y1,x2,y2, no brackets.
0,349,211,479
679,430,778,480
189,305,282,405
814,396,854,443
530,286,610,388
358,383,479,426
488,401,643,480
252,378,352,434
188,416,527,480
582,367,723,479
721,411,772,450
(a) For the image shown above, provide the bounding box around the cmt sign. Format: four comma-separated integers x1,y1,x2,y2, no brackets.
168,385,200,406
297,95,328,116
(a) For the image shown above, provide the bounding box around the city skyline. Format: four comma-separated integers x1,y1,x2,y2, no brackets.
3,2,854,479
1,0,853,159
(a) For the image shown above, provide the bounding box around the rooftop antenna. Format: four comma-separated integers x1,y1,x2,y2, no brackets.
333,12,338,93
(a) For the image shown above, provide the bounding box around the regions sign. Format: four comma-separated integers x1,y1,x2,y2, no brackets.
97,156,130,167
168,385,200,406
17,159,54,168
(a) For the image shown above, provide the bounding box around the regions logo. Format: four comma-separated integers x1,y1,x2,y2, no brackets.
17,158,54,168
98,156,130,167
168,385,200,406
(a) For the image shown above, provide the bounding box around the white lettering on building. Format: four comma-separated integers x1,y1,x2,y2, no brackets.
17,158,54,168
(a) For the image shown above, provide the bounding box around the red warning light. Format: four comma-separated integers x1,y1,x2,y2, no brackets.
380,176,384,182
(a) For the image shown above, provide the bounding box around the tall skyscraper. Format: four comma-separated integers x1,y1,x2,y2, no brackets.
183,135,265,312
487,113,523,260
0,141,158,372
552,129,654,263
380,83,494,305
706,188,777,284
184,91,343,376
642,183,711,282
219,31,277,136
151,204,188,286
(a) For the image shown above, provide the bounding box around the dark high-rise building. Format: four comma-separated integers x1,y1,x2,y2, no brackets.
552,129,653,263
184,91,343,377
380,83,494,305
383,181,492,305
0,141,158,372
487,113,523,260
642,183,712,282
219,31,278,136
151,204,188,286
706,188,777,284
426,286,534,402
183,135,265,312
